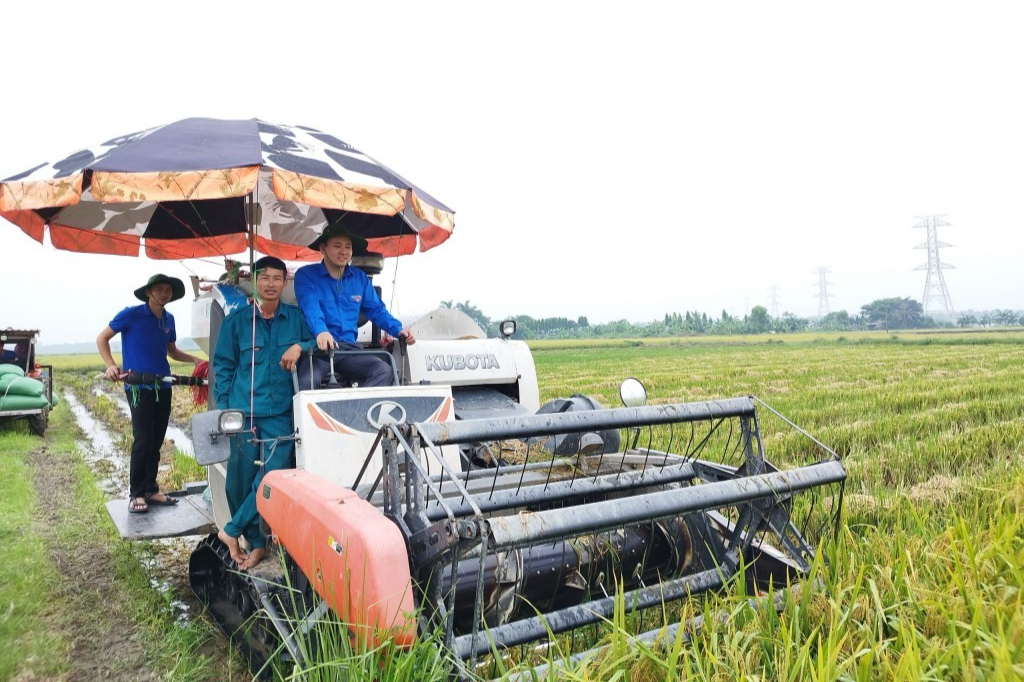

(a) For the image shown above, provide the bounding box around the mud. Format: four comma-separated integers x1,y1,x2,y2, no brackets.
27,443,162,682
16,378,240,679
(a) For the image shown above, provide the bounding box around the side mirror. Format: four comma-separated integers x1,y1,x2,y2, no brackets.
619,378,647,408
191,409,243,465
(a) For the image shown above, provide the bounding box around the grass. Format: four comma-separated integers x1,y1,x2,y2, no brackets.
0,364,240,680
0,427,66,680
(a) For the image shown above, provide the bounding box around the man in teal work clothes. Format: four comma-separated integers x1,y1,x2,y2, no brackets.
212,256,313,570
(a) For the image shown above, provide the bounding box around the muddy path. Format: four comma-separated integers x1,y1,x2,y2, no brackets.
23,378,237,681
27,440,163,682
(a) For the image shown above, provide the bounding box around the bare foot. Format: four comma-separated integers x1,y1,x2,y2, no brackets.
218,529,248,566
239,547,268,571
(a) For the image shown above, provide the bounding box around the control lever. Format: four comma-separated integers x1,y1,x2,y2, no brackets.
398,335,408,386
325,345,341,389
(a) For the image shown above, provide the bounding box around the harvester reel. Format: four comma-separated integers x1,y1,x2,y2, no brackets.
366,394,846,679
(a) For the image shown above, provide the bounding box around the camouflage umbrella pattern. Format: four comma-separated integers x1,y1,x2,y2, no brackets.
0,118,454,260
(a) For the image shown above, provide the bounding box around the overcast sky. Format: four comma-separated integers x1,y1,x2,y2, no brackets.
2,2,1022,344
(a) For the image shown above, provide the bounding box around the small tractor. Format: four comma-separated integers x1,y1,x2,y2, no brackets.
105,256,846,680
0,329,54,436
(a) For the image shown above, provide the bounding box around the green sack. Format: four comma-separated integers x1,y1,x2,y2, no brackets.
0,375,44,397
0,363,25,378
0,394,50,411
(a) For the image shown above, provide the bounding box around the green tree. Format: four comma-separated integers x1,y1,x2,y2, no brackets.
775,312,808,333
995,309,1019,326
957,314,978,328
819,310,852,331
455,301,490,331
748,305,771,333
861,297,925,329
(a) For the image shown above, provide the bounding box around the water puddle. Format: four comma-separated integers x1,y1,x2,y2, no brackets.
67,387,201,624
139,536,196,623
64,390,125,495
95,386,195,457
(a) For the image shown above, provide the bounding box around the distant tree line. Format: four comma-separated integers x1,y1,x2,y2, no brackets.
437,298,1022,340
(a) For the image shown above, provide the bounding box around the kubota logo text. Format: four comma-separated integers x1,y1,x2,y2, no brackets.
425,354,500,371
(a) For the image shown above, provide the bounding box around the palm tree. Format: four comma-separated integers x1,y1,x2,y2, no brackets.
995,309,1018,326
894,301,915,328
957,314,977,328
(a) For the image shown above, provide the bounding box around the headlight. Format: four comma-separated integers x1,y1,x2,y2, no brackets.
219,410,245,433
619,378,647,408
499,319,517,338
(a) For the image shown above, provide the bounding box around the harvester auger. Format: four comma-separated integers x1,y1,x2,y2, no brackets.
217,381,846,680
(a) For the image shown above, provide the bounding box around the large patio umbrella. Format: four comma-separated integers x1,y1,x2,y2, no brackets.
0,117,454,260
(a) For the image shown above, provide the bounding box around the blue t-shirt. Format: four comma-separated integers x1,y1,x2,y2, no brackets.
293,261,402,344
108,304,176,381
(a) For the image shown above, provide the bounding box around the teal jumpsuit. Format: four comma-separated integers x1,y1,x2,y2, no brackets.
212,302,312,549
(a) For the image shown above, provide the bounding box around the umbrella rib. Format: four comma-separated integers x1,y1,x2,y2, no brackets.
150,200,232,258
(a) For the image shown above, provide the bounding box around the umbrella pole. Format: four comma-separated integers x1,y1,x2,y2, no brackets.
246,193,255,275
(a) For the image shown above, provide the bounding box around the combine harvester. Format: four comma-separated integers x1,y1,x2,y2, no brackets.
103,256,847,681
0,113,845,678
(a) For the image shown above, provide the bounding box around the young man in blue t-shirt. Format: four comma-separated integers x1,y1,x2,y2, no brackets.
97,274,202,514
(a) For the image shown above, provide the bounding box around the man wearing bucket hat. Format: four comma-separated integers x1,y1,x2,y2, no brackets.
97,274,203,515
293,224,415,388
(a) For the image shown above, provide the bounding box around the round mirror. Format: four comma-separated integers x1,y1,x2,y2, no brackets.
619,377,647,408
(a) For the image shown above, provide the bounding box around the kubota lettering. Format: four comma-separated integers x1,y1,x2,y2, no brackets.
425,354,500,371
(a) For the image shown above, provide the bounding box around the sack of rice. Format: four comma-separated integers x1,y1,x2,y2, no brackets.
0,394,50,411
0,374,45,397
0,363,25,378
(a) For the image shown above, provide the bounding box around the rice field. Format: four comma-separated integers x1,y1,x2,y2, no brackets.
11,333,1024,680
521,334,1024,681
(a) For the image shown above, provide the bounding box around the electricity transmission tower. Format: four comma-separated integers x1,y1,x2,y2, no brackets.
813,267,833,317
913,215,955,315
767,285,781,318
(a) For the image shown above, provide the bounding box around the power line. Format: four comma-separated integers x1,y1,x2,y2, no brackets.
913,215,955,315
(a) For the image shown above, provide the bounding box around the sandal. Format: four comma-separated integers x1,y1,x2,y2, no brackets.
128,497,149,514
145,492,179,506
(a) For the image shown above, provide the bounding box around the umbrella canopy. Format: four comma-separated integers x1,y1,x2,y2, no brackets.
0,118,454,260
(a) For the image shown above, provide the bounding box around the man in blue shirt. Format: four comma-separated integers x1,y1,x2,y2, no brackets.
293,225,415,388
97,274,203,514
213,256,313,570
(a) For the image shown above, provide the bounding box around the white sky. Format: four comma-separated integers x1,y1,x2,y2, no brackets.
2,2,1023,343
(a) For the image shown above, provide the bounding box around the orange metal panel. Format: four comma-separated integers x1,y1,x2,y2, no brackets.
257,469,417,649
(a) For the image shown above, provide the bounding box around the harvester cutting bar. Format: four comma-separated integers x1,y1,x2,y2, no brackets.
413,397,756,445
483,460,846,550
503,582,803,682
453,554,739,660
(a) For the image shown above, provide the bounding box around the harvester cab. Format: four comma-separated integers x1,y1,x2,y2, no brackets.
104,257,847,681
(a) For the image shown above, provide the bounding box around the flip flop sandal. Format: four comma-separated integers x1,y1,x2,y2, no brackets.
145,493,180,506
128,498,149,514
